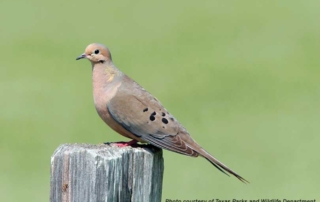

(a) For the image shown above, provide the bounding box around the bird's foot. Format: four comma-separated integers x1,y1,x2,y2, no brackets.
104,140,139,148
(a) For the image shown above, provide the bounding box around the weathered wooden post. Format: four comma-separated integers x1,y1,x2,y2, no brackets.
50,143,164,202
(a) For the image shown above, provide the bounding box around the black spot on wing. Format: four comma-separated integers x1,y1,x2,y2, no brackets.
149,111,156,121
162,118,168,124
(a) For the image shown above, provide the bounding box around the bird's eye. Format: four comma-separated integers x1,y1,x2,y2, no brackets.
94,49,100,54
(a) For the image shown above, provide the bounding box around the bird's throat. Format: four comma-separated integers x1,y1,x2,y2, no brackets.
92,63,119,85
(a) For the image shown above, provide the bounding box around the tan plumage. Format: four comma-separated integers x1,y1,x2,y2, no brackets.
76,43,248,183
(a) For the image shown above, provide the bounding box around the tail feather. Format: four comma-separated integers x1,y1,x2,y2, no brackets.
200,149,249,183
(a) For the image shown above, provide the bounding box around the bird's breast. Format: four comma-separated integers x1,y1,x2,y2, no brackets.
92,81,142,141
93,80,121,120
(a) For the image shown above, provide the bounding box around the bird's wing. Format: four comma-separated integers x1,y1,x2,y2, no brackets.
107,77,198,157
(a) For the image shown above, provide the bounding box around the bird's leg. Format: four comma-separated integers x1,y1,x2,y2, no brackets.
104,139,139,147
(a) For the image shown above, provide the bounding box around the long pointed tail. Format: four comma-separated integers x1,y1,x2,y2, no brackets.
198,148,249,183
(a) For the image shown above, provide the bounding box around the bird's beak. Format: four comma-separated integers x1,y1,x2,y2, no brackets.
76,54,86,60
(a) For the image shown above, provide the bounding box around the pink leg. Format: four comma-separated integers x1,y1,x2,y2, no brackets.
107,140,138,148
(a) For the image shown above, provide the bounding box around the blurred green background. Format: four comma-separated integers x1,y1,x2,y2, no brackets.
1,0,319,201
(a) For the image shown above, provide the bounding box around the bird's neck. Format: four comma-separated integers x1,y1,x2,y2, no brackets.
91,62,123,106
92,61,122,86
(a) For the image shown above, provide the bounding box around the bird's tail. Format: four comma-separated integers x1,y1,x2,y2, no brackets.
196,147,249,183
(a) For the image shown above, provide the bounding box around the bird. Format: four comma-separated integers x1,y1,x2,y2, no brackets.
76,43,248,183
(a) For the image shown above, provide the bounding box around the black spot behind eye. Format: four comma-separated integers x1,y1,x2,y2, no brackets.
151,112,156,116
162,112,165,116
94,49,100,54
143,108,148,112
162,118,168,124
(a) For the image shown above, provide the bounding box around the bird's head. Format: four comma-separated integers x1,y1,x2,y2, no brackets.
76,43,112,64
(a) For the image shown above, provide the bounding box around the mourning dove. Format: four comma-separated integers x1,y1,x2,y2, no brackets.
76,43,248,183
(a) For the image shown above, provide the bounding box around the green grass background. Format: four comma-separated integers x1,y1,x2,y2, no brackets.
1,0,319,201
